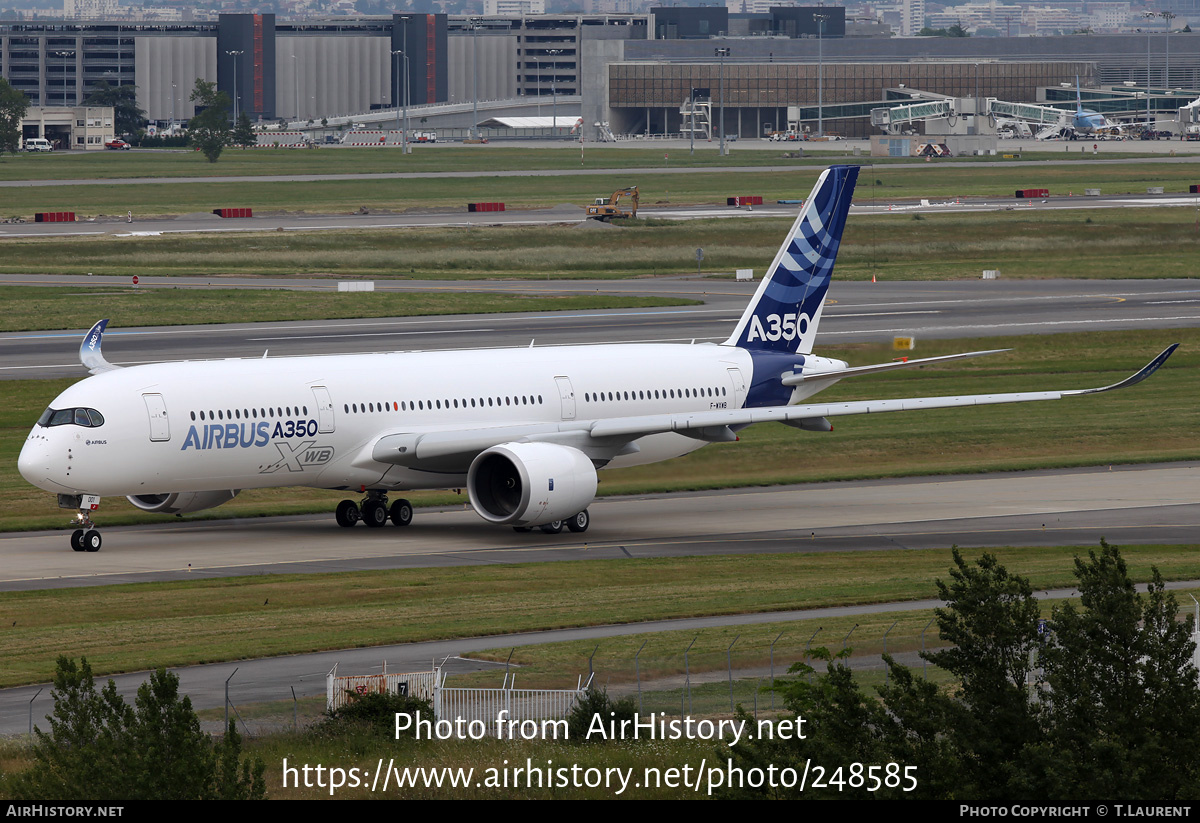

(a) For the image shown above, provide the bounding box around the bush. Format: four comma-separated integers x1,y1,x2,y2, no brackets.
10,657,265,800
566,687,637,743
325,690,432,736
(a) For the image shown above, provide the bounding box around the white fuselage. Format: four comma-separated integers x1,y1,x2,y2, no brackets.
19,341,809,499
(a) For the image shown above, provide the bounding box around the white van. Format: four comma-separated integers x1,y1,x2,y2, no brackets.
24,138,53,152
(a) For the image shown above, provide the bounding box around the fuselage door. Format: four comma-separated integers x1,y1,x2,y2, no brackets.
142,393,170,442
726,368,747,409
311,386,335,433
554,376,576,420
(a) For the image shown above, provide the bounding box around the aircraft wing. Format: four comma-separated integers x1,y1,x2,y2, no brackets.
594,343,1178,439
366,345,1177,468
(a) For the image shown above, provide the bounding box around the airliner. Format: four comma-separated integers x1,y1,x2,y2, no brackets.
18,165,1177,552
1071,77,1125,137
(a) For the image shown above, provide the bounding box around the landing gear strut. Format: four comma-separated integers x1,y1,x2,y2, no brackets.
336,493,413,529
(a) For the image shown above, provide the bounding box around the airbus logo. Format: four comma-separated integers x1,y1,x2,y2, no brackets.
260,441,335,474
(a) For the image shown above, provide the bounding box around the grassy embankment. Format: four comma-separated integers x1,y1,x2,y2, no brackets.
0,286,696,333
0,144,1175,183
0,541,1197,689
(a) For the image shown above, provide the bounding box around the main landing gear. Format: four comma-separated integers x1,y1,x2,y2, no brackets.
336,493,413,529
513,509,590,535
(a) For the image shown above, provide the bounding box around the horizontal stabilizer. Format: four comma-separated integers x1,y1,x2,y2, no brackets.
781,349,1009,386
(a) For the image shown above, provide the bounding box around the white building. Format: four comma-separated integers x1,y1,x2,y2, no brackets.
483,0,547,15
901,0,925,35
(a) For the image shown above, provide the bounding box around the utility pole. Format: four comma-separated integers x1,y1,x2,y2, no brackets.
470,18,482,140
225,50,244,122
814,12,830,138
715,47,729,156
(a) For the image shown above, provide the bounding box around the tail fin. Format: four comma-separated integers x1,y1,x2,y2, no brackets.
725,164,858,354
1076,75,1083,113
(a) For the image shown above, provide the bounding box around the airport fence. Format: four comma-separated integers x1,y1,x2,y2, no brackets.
326,662,439,711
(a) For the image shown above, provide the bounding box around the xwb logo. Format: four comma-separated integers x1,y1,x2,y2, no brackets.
746,312,810,344
260,441,336,474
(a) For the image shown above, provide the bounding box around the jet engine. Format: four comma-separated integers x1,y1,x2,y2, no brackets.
467,442,597,527
127,490,240,515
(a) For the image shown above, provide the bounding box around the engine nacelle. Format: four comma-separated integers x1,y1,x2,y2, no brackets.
468,442,597,527
127,490,240,515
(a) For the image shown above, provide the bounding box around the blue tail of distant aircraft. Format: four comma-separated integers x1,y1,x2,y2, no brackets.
725,164,859,354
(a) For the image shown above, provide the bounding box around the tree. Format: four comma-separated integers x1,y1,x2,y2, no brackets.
231,110,256,148
11,657,266,800
922,548,1043,800
83,79,144,137
0,77,29,155
1034,541,1200,800
188,79,232,163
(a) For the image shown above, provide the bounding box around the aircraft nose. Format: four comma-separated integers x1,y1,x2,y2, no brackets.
18,433,53,488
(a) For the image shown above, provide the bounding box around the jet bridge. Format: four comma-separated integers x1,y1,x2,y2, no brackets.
988,100,1072,139
871,99,957,134
872,95,1076,138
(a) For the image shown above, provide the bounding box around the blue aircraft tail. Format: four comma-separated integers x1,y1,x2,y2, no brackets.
724,164,859,354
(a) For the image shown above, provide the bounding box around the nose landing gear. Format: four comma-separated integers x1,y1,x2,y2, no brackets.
62,494,102,551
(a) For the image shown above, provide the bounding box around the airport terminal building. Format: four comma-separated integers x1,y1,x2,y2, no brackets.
2,10,1198,140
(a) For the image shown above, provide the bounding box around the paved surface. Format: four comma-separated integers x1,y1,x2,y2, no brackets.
2,188,1198,239
3,462,1195,590
2,278,1196,379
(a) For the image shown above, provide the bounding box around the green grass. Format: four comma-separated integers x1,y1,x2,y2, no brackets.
4,205,1200,280
0,145,1181,183
0,543,1196,689
3,328,1196,533
0,145,831,181
0,286,697,333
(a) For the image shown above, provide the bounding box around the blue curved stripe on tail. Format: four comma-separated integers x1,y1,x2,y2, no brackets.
725,165,859,354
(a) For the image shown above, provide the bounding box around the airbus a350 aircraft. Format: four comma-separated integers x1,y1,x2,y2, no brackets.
18,165,1177,552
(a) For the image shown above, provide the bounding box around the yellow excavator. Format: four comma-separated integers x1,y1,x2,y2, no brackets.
586,186,639,221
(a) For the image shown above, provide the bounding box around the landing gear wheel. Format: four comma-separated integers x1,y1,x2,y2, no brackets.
335,499,360,527
539,520,563,535
82,531,101,552
567,509,590,533
389,499,413,527
71,529,85,552
362,499,388,528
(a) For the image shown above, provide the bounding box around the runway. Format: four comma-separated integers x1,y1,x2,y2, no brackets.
2,462,1196,592
1,188,1198,239
2,278,1197,379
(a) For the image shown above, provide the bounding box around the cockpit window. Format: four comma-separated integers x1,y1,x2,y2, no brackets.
37,407,105,428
